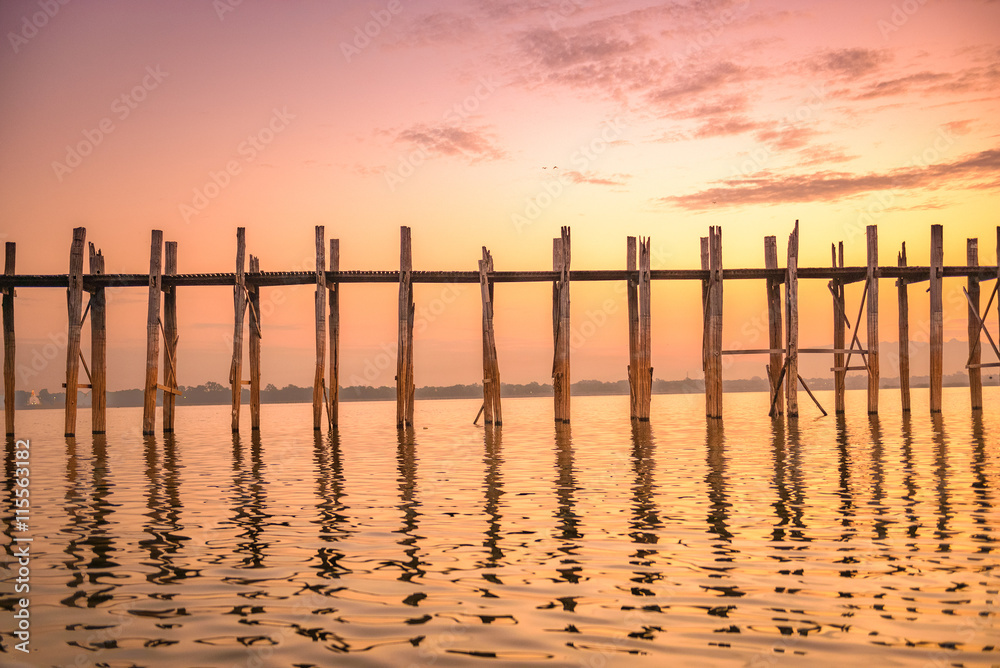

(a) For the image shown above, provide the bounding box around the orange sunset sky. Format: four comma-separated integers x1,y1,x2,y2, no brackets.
0,0,998,393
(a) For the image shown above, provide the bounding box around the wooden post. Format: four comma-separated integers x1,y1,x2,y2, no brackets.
479,247,502,425
627,236,639,419
162,242,178,433
764,236,784,416
866,225,879,415
705,227,723,419
313,226,326,431
700,236,710,378
967,238,982,411
142,230,163,435
897,243,911,413
397,226,415,428
930,224,944,413
64,227,86,437
89,244,107,434
248,255,261,430
785,221,799,418
637,237,652,421
832,242,846,414
328,239,340,429
3,243,15,436
552,226,571,423
231,227,246,432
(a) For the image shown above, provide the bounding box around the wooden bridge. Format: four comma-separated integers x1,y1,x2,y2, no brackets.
0,223,996,437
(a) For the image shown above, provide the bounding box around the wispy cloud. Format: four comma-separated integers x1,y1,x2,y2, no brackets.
395,123,508,162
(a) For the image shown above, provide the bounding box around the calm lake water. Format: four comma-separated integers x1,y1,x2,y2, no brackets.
1,388,998,667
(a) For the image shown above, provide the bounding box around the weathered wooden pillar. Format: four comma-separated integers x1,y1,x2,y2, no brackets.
328,239,340,429
162,242,178,433
637,237,652,421
3,243,15,436
866,225,879,415
64,227,86,437
89,244,107,434
967,238,982,411
785,222,800,418
248,255,261,430
765,236,784,416
397,226,415,428
929,224,944,413
627,236,639,419
313,226,326,431
231,227,246,432
700,236,710,378
897,243,911,413
552,226,571,423
142,230,163,435
705,227,723,419
479,247,502,425
832,242,846,414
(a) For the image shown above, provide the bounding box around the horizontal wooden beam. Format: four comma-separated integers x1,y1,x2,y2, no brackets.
831,366,869,372
1,265,997,289
62,383,92,389
967,362,1000,369
156,384,182,395
800,348,868,354
722,348,785,355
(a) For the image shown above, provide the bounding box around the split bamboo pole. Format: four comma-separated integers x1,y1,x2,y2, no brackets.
142,230,163,435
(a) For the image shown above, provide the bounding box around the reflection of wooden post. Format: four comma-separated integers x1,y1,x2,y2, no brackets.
479,247,502,425
3,243,15,437
248,255,261,430
705,227,723,419
64,227,86,437
163,242,178,433
930,224,943,413
90,244,107,434
785,222,799,418
637,237,652,421
552,227,571,423
765,236,783,416
897,243,911,413
866,225,879,415
832,242,846,414
313,226,326,431
231,228,246,432
967,238,982,411
329,239,340,429
397,226,415,428
627,236,639,419
143,230,163,435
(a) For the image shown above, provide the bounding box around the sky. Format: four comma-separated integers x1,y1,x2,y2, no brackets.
0,0,998,393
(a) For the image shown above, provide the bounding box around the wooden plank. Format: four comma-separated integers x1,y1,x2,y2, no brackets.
785,221,799,418
162,241,178,433
723,348,785,355
967,239,982,411
831,366,869,372
156,384,182,395
329,239,340,429
968,362,1000,369
627,236,639,419
637,236,652,421
89,243,106,434
313,226,326,431
397,226,414,428
64,227,86,437
764,236,783,417
231,227,246,432
552,227,571,423
833,241,846,414
800,348,867,354
3,243,14,436
897,242,911,413
866,225,879,415
249,254,261,430
142,230,163,435
930,224,943,413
